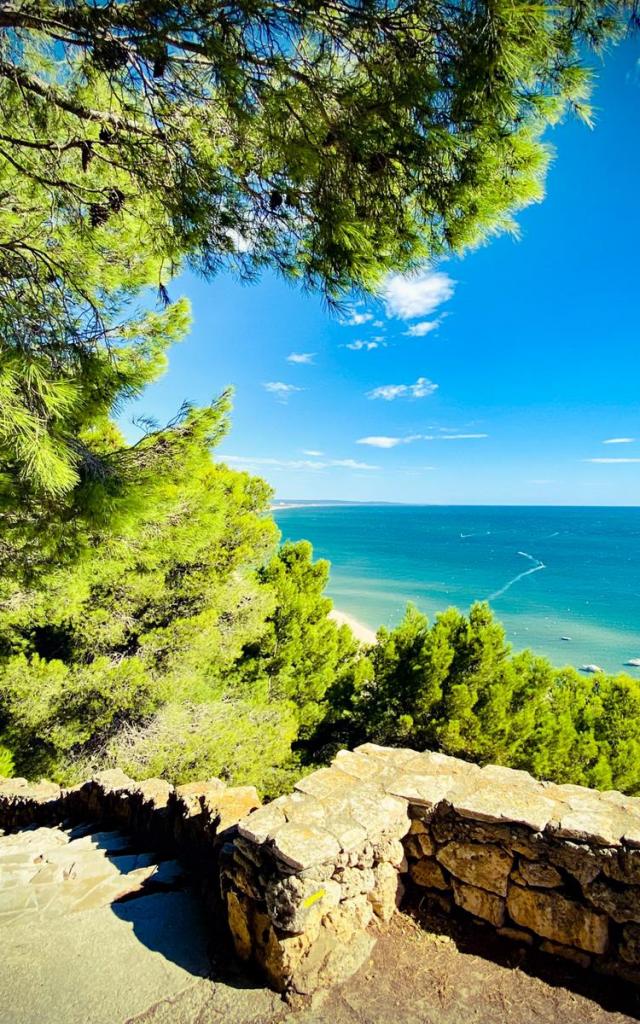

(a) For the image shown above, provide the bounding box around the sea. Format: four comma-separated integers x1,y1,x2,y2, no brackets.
273,505,640,676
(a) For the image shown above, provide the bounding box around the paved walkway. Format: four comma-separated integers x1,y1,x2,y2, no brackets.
1,824,638,1024
0,822,282,1024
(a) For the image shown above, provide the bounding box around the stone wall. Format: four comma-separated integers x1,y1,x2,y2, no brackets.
223,744,640,994
2,746,640,997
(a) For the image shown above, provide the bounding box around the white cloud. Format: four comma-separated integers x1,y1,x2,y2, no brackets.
357,435,420,449
287,352,316,365
367,377,438,401
263,382,304,402
584,458,640,464
357,432,487,447
223,456,378,471
346,339,385,351
405,320,440,337
602,437,635,444
381,270,454,319
341,309,374,327
302,449,323,456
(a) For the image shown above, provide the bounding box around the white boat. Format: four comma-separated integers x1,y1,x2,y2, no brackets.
625,658,640,667
561,636,572,641
580,664,603,674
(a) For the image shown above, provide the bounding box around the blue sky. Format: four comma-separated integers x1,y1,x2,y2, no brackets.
126,39,640,505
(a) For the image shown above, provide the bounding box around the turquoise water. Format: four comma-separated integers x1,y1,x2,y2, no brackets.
273,505,640,675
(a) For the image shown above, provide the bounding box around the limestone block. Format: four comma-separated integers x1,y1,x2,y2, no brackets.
619,923,640,964
226,890,253,960
602,850,640,885
409,818,429,835
583,878,640,924
326,815,368,854
368,861,404,921
507,883,608,954
269,822,341,871
547,842,600,886
497,926,534,945
385,772,457,809
333,866,375,900
404,833,435,859
174,780,225,818
332,788,409,842
294,766,359,801
334,749,388,781
372,836,407,867
410,858,448,890
237,803,287,845
452,879,505,927
540,940,591,968
516,858,562,888
450,779,559,833
207,787,261,833
266,875,341,933
436,842,513,896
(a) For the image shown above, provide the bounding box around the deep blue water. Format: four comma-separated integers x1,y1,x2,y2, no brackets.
273,505,640,675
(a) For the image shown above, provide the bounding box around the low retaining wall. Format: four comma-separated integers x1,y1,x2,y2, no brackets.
223,745,640,993
3,747,640,997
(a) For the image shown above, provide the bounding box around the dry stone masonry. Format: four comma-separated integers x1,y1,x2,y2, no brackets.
2,745,640,998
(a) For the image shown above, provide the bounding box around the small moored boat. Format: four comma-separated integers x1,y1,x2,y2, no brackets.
580,664,602,674
625,658,640,667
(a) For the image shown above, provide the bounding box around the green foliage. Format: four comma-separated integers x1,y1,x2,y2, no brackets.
326,602,640,794
0,394,356,790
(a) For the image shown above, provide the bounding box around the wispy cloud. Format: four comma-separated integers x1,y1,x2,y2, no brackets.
287,352,316,365
367,377,439,401
223,455,378,471
340,308,374,327
602,437,635,444
381,271,454,320
405,320,440,337
302,449,323,456
357,435,421,449
263,382,304,402
346,338,386,351
357,432,488,447
584,458,640,464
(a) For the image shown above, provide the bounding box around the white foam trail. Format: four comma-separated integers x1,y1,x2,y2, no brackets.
460,531,491,539
486,551,546,601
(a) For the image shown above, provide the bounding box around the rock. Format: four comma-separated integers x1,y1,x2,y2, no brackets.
450,779,559,833
452,879,505,927
409,818,429,835
270,822,341,871
326,815,368,854
547,842,600,886
602,850,640,885
226,889,253,960
385,772,457,809
516,859,562,888
207,787,261,833
436,842,513,896
368,861,404,921
410,858,448,890
294,766,360,801
498,925,534,945
174,780,226,818
237,803,287,845
404,833,435,859
372,836,406,867
583,878,640,923
266,874,340,933
619,923,640,965
507,884,608,954
333,866,375,900
540,940,591,968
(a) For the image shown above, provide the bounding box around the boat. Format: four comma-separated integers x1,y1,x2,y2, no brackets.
561,636,572,641
625,658,640,667
580,664,603,674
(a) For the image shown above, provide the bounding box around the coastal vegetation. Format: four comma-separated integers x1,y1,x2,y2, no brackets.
1,1,638,796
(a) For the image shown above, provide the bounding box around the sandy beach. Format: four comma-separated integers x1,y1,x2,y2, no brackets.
329,608,377,645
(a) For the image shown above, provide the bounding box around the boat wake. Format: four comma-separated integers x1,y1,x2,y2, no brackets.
486,551,546,602
460,531,491,539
